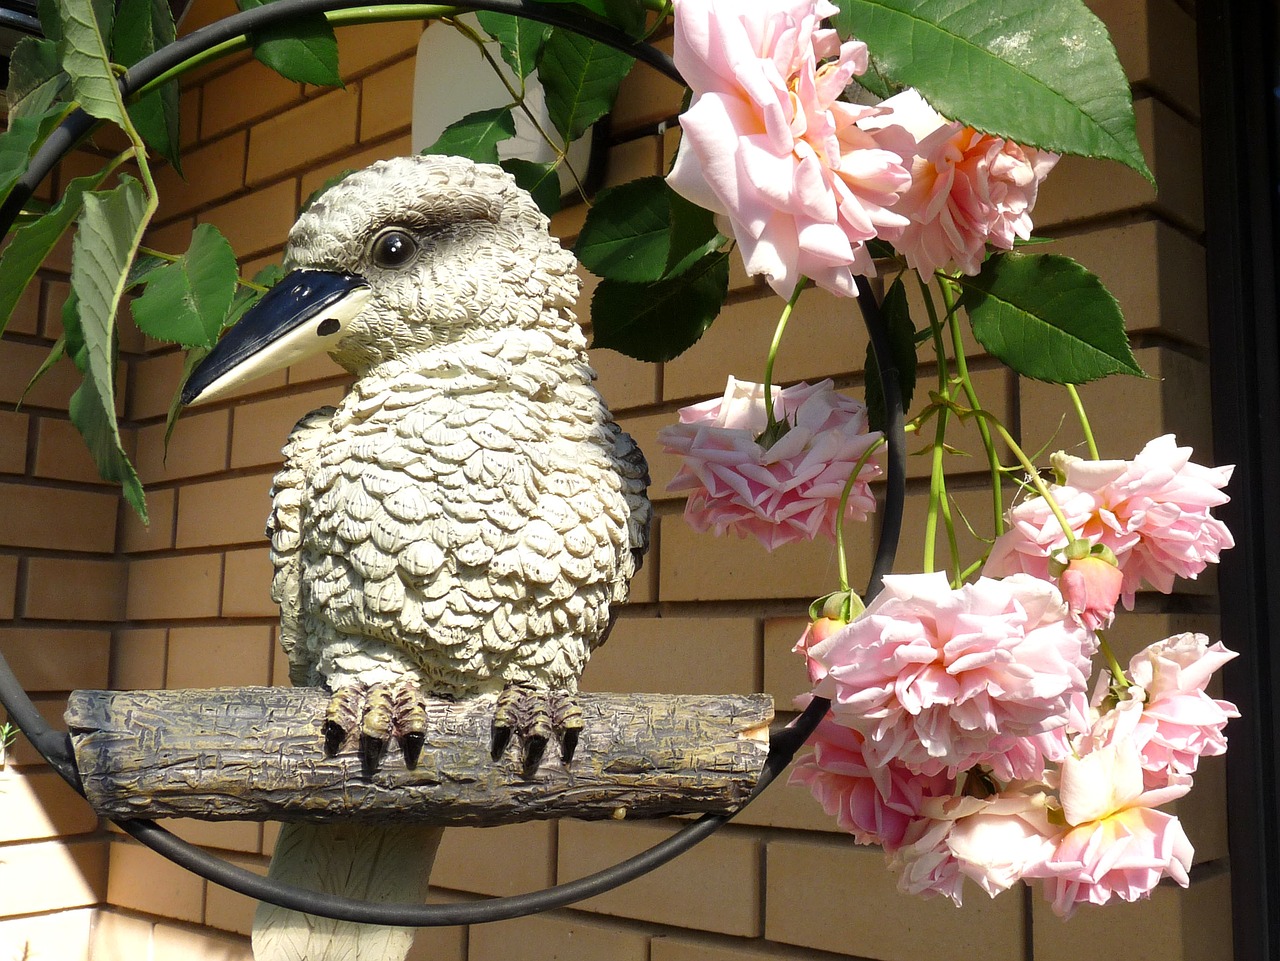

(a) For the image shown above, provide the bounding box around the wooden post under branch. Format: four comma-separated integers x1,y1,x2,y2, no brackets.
66,688,774,826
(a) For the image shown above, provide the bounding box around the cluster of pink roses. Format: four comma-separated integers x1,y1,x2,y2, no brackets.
665,0,1059,297
790,436,1238,915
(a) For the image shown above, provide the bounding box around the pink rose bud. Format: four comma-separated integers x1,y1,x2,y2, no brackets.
1058,548,1124,631
795,590,865,683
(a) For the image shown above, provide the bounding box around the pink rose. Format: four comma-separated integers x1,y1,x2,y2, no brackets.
666,0,913,298
865,90,1058,276
658,377,881,550
985,436,1235,606
1042,739,1193,917
810,572,1095,779
1125,633,1239,783
1058,552,1124,631
789,716,952,851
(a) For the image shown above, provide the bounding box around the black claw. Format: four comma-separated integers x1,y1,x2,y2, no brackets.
560,728,580,766
401,730,425,769
322,719,348,756
359,733,388,777
490,725,513,761
521,735,548,778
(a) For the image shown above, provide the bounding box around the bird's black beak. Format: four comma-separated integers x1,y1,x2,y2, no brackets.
181,269,372,406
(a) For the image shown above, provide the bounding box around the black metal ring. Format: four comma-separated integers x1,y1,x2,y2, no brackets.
0,0,905,926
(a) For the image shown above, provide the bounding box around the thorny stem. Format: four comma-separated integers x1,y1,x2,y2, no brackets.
940,274,1005,536
1066,383,1099,459
1095,629,1130,688
762,278,806,431
835,436,886,591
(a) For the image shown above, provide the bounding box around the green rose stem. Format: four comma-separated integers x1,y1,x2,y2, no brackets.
940,275,1005,536
835,436,886,592
1066,383,1100,459
918,277,954,576
1093,629,1131,688
136,246,271,293
758,277,806,445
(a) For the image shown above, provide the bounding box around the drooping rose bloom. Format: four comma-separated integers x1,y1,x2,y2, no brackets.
658,377,881,550
789,716,952,851
808,572,1094,779
1041,739,1193,917
1124,633,1239,784
666,0,914,298
984,436,1235,605
864,89,1058,277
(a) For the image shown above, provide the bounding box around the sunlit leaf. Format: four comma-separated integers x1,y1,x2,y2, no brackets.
475,10,549,80
238,0,342,87
501,159,561,217
833,0,1152,182
575,177,670,283
5,36,69,121
56,0,128,127
131,223,239,348
591,250,729,361
957,252,1143,384
420,107,517,165
540,28,634,143
113,0,182,170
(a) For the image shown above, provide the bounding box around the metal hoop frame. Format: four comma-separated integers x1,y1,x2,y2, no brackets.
0,0,907,927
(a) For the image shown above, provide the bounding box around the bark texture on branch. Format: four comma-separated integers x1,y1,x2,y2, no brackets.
66,687,773,826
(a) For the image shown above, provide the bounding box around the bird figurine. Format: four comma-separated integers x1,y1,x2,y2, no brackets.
182,155,652,961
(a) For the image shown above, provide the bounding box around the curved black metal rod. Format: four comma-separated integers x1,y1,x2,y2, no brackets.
0,0,906,927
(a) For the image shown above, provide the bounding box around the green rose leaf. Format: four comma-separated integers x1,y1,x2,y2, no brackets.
421,107,517,165
501,159,561,217
834,0,1152,183
113,0,182,171
475,10,550,80
540,28,634,143
591,249,730,361
0,107,64,209
238,0,342,87
0,168,110,337
131,223,240,348
56,0,128,128
69,179,150,521
576,176,672,283
957,251,1144,384
864,276,919,432
5,36,69,120
666,190,725,278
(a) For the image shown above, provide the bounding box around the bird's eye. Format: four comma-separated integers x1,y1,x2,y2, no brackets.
370,228,417,269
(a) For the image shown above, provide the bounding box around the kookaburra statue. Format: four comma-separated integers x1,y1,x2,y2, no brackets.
182,156,652,961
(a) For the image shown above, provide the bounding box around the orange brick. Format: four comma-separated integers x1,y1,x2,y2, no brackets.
201,60,305,139
135,407,231,483
125,553,222,620
24,557,125,621
127,350,185,420
4,278,41,336
119,485,177,553
359,56,416,141
0,554,16,620
110,628,168,690
200,180,300,261
338,17,424,76
761,616,811,709
0,908,93,961
404,922,467,961
177,0,239,36
0,627,110,692
0,339,81,411
203,853,268,935
246,89,360,186
229,386,344,469
431,821,555,896
894,487,1000,581
32,416,112,484
1030,870,1231,961
582,615,758,694
0,410,28,474
1090,0,1199,118
175,473,275,548
766,836,1023,960
0,482,117,552
222,546,276,618
107,840,206,922
180,84,202,149
590,347,661,411
602,136,662,188
169,819,262,857
88,910,154,961
155,132,248,220
297,133,414,204
616,411,683,502
559,819,761,935
166,625,274,688
611,35,683,132
152,924,254,961
2,695,69,767
652,934,828,961
730,757,841,833
0,769,98,843
659,514,874,603
469,914,649,961
0,838,107,916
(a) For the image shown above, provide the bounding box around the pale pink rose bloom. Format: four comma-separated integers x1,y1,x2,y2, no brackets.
789,716,952,851
658,377,881,550
864,90,1058,276
1125,633,1240,783
666,0,913,298
891,812,967,905
1042,739,1193,918
1059,554,1124,631
945,789,1059,898
809,572,1094,779
985,436,1235,605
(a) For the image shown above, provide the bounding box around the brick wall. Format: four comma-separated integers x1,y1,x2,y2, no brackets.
1,0,1232,959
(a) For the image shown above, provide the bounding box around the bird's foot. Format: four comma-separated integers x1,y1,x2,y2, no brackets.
489,685,584,777
322,679,427,770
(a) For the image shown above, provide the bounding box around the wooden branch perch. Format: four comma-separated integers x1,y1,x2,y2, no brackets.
66,688,773,827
